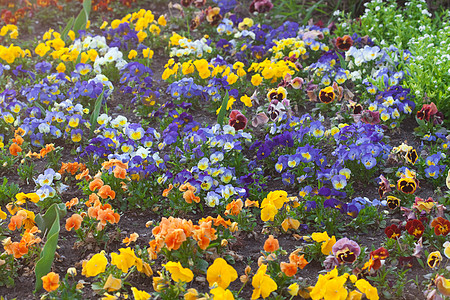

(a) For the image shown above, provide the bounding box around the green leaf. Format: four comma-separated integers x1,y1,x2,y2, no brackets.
90,89,105,136
417,257,424,268
195,259,209,273
34,204,67,292
60,17,74,43
33,101,47,118
82,0,91,16
223,254,236,265
335,51,347,70
35,203,67,237
75,52,82,66
382,290,392,299
73,0,92,39
73,9,87,37
303,0,325,25
216,90,229,126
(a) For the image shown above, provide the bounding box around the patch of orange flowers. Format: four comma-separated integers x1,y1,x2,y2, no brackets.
179,182,200,204
225,198,243,216
59,162,87,176
65,213,83,231
263,235,279,252
3,226,41,258
87,199,120,231
88,176,116,200
148,216,220,259
42,272,60,292
102,159,128,180
25,143,55,159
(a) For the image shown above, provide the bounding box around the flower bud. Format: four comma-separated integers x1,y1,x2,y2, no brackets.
244,266,251,275
221,239,228,247
258,256,265,266
267,253,277,261
67,267,77,276
76,281,85,290
229,222,239,233
239,274,249,283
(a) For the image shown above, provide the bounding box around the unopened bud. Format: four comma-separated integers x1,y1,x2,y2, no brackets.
239,274,249,283
258,256,265,266
67,267,77,276
267,253,277,261
76,281,85,290
229,222,239,233
244,266,251,275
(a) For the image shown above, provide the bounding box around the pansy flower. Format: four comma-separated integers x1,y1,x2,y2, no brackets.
335,35,353,51
332,238,360,264
318,86,335,103
266,87,287,102
435,275,450,297
413,196,435,213
416,102,438,122
405,219,424,238
359,110,381,125
424,165,441,179
431,217,450,236
228,110,247,131
331,175,347,190
427,251,442,268
249,0,274,13
378,175,391,198
384,224,401,239
364,247,389,271
397,176,417,194
405,148,418,164
386,196,400,209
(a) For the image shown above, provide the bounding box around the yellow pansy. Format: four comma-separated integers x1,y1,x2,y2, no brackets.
15,192,40,204
207,258,238,289
355,279,379,300
131,287,151,300
211,286,234,299
143,48,154,59
35,43,50,57
103,274,122,292
158,15,167,26
128,50,137,59
260,203,277,222
0,206,7,220
240,95,252,107
56,62,66,73
251,264,277,299
163,261,194,283
251,74,263,86
137,31,147,43
68,30,75,41
82,251,108,277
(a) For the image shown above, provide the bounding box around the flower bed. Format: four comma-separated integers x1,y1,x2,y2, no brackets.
1,0,450,299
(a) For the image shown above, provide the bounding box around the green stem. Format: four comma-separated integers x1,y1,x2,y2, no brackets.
123,266,136,281
236,279,248,296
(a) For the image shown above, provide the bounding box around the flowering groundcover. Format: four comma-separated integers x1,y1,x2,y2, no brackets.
1,0,450,299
